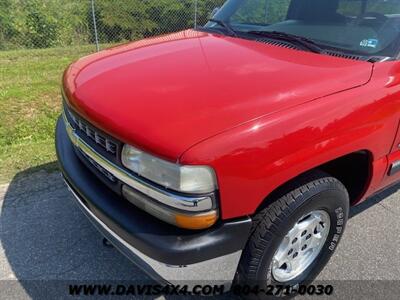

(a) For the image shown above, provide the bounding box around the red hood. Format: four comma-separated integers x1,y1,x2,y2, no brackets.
63,30,373,161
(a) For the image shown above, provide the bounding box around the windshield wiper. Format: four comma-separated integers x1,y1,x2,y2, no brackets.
208,18,238,37
247,30,325,54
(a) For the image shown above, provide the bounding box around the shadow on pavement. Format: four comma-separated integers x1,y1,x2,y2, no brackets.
349,182,400,218
1,163,398,299
1,163,234,299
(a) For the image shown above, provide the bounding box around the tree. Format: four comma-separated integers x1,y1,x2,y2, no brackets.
95,0,159,41
24,0,58,48
0,0,16,49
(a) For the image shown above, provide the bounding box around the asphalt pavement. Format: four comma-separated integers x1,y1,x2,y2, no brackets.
1,167,400,299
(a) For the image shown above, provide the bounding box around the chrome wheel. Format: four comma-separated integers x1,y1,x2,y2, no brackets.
271,210,330,283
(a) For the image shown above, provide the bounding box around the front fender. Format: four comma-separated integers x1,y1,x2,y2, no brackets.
179,77,399,219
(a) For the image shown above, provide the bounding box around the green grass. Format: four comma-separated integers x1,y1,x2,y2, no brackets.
0,45,97,183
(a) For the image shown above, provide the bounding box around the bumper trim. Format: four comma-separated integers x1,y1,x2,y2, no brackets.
64,178,242,285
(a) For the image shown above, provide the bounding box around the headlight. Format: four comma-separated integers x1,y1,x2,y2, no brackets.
121,144,217,194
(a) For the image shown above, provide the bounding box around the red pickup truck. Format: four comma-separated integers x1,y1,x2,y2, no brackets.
56,0,400,296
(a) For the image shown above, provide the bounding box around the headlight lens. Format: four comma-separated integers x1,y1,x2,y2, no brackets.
121,144,217,194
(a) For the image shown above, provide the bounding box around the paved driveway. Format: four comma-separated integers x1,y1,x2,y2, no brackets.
1,168,400,299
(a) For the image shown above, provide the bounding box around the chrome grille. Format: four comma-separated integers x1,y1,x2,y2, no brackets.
65,107,118,156
79,149,117,182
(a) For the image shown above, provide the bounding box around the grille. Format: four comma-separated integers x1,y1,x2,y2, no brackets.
65,106,118,156
79,149,117,182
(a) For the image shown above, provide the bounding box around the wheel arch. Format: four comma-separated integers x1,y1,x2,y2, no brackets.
256,150,373,213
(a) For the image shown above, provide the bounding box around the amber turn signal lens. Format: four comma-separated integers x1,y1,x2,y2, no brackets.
175,211,218,230
122,185,218,230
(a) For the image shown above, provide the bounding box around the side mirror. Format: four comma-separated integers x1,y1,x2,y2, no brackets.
211,7,220,18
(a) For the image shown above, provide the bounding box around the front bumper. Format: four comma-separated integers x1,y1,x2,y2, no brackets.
55,116,252,285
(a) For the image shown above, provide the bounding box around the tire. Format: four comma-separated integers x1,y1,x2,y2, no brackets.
234,171,349,299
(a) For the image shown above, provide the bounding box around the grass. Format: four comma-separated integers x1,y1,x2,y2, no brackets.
0,45,98,183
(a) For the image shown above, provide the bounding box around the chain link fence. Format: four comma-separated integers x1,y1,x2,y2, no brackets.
0,0,226,52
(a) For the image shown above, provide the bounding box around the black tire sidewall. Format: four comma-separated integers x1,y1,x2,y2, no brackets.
242,182,349,290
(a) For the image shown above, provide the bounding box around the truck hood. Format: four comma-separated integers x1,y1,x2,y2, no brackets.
63,30,373,161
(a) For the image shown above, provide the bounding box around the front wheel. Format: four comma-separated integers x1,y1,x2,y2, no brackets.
235,171,349,299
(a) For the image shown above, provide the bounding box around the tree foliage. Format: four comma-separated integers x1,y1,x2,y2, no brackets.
1,0,90,49
0,0,223,50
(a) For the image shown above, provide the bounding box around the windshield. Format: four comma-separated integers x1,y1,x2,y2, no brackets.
204,0,400,58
